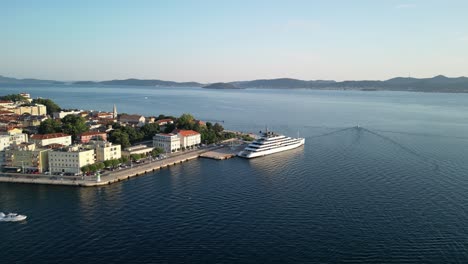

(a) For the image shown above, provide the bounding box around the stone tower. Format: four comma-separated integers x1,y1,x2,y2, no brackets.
113,104,118,119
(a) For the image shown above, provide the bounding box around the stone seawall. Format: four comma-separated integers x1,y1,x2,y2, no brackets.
0,146,233,187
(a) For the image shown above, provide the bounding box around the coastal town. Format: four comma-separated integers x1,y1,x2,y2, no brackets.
0,93,253,186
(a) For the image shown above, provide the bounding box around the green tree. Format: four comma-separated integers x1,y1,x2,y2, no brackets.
103,160,112,168
32,98,61,115
119,156,129,164
131,154,142,161
0,94,27,103
38,119,62,134
110,159,120,168
140,123,160,140
213,123,224,134
96,162,105,171
88,164,98,172
81,165,90,174
151,147,164,157
120,126,143,143
109,130,131,148
61,115,88,140
163,123,176,133
177,113,195,130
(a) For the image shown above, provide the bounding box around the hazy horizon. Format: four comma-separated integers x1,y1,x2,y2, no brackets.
2,73,468,84
2,0,468,83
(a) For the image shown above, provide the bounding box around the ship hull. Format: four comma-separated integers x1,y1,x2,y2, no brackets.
238,138,305,159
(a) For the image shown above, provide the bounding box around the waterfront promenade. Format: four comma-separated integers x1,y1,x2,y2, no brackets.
0,145,240,187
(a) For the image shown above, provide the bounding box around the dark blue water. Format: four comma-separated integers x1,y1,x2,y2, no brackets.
2,86,468,263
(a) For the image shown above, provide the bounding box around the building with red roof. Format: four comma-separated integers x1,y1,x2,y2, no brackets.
173,129,201,149
30,133,72,147
78,131,107,143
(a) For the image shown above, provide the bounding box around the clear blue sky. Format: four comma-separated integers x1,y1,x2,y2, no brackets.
1,0,467,82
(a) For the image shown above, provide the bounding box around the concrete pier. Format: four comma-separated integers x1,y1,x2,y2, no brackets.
199,144,246,160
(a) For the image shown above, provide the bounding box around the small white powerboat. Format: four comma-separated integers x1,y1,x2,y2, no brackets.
0,212,27,222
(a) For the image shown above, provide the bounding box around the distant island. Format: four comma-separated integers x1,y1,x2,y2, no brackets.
202,82,242,89
2,74,468,93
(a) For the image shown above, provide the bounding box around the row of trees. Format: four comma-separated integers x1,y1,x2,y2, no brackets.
80,146,164,174
0,94,28,102
32,98,61,115
108,123,160,149
80,156,130,174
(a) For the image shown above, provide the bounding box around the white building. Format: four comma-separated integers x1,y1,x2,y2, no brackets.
52,109,82,119
30,133,72,147
119,114,146,127
175,130,201,149
93,141,121,162
122,145,153,157
0,133,28,151
48,145,95,175
153,133,180,153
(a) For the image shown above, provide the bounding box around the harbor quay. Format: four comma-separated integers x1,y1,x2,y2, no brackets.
0,145,243,187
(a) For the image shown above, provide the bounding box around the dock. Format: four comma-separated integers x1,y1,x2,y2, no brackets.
200,143,246,160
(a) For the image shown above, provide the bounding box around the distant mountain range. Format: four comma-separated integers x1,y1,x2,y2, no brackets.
2,74,468,93
202,82,243,89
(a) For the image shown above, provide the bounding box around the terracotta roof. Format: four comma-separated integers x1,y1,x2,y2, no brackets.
44,143,66,149
174,129,200,137
31,133,71,140
119,114,144,122
0,100,13,104
156,118,173,124
78,131,106,137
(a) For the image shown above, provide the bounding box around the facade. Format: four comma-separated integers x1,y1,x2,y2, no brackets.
155,119,174,126
48,145,95,175
122,145,153,157
0,133,28,151
30,133,72,147
0,100,13,107
78,131,107,143
153,133,180,153
19,115,47,127
4,143,50,173
11,104,47,116
94,141,121,162
176,130,201,149
52,110,82,119
0,127,23,136
119,114,146,127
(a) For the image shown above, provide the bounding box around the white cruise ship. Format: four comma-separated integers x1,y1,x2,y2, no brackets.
238,130,305,159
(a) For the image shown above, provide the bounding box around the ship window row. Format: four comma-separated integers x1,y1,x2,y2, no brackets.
245,141,302,152
252,137,290,145
249,139,301,148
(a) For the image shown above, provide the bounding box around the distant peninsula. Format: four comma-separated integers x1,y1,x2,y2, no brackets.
202,82,242,89
2,74,468,93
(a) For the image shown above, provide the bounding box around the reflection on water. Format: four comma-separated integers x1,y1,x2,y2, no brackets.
2,87,468,262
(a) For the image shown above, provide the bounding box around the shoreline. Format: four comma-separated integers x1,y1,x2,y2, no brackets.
0,145,243,187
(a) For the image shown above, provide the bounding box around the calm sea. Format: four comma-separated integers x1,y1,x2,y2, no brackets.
2,85,468,263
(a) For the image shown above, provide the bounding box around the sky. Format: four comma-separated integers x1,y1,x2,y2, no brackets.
1,0,468,82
